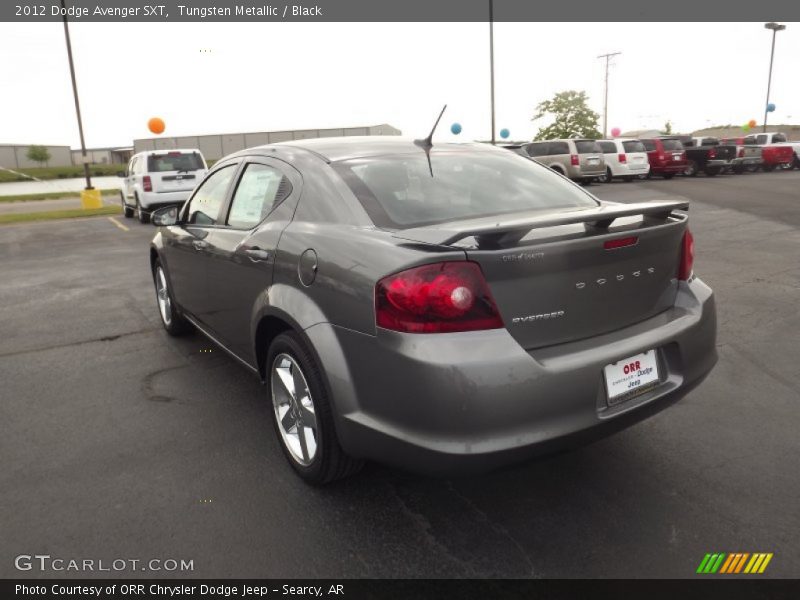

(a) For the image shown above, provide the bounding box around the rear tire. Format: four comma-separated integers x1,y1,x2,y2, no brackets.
733,164,744,174
136,194,150,224
684,161,698,177
704,166,721,177
267,331,363,485
121,191,134,218
152,259,192,336
599,167,613,183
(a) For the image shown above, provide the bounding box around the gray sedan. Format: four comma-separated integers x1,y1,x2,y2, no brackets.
149,137,717,484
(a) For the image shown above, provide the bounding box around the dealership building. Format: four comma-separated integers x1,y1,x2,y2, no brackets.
132,124,402,161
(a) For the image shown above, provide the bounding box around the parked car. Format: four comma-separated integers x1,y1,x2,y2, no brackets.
719,137,763,173
148,137,717,484
640,137,688,179
742,134,794,171
120,149,208,223
516,139,606,184
681,137,737,177
744,132,800,170
597,138,651,182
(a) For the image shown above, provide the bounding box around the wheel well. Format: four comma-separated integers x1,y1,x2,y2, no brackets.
149,248,158,273
255,316,293,378
550,164,565,174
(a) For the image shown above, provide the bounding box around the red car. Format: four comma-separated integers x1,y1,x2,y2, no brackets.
641,137,688,179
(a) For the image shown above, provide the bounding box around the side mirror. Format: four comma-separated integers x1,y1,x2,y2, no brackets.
152,205,179,227
117,171,126,177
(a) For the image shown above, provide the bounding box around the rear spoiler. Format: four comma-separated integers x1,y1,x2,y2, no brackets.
393,200,689,247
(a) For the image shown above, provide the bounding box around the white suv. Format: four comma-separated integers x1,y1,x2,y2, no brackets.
121,149,208,223
597,138,650,182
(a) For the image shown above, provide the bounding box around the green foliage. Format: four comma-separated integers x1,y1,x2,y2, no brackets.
532,91,602,140
26,145,51,166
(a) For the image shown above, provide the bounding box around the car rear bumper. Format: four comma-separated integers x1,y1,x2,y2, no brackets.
311,277,717,475
612,163,650,176
138,190,192,208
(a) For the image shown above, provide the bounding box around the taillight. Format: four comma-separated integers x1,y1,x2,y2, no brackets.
143,175,152,192
738,148,745,158
678,229,694,281
708,148,716,159
375,262,504,333
618,153,627,163
570,154,579,166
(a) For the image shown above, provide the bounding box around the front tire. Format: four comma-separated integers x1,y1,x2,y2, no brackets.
152,259,192,336
267,332,363,485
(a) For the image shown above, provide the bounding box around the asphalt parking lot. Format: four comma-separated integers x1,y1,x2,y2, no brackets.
1,170,798,578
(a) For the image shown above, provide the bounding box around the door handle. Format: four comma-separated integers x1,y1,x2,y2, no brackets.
244,247,270,262
192,239,208,250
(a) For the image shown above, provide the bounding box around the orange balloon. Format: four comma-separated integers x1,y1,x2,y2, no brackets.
148,117,165,135
748,119,757,128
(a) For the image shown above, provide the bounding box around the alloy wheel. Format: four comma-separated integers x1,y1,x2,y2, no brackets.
271,353,318,466
155,266,172,326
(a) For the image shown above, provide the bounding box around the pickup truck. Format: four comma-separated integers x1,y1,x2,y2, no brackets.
742,133,794,171
743,132,800,170
680,136,737,176
719,137,763,173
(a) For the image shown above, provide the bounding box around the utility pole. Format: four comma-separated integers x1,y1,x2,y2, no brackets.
597,52,621,138
61,0,92,191
489,0,496,145
763,22,785,133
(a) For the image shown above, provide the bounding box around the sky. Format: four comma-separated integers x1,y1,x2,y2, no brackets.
0,21,798,148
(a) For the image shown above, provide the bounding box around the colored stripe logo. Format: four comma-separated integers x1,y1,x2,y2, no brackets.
696,552,773,574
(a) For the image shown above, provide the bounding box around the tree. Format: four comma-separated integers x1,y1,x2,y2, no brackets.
26,145,51,167
532,91,602,140
664,121,673,135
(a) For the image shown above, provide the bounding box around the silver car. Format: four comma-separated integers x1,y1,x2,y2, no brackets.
149,137,717,484
518,139,606,183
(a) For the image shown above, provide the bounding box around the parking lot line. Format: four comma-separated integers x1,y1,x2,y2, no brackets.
108,216,129,231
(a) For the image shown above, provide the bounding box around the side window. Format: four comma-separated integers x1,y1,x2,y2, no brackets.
227,163,293,229
549,142,569,155
743,135,756,145
598,141,616,153
186,165,236,226
525,143,548,157
128,157,137,175
773,133,787,143
641,140,656,152
756,135,767,144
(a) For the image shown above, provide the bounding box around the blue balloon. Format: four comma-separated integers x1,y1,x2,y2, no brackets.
450,122,462,135
499,128,510,139
767,103,776,113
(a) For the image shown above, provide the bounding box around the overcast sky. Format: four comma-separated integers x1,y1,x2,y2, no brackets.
1,21,798,148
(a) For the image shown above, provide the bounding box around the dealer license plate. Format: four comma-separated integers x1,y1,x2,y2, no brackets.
603,350,660,403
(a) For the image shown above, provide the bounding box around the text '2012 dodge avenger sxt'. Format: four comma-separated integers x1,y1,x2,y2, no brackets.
149,136,717,484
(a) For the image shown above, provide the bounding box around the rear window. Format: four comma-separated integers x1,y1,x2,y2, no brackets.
598,141,617,153
622,140,646,153
574,141,601,154
661,139,684,151
332,150,598,229
641,140,656,151
772,133,787,143
147,152,204,173
700,138,719,146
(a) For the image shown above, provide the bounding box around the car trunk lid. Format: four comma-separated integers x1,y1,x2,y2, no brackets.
394,200,689,349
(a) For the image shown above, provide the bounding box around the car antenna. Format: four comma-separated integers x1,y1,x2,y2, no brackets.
414,104,447,177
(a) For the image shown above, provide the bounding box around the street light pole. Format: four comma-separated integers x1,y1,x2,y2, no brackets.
489,0,496,145
61,0,92,190
597,52,621,138
763,22,785,134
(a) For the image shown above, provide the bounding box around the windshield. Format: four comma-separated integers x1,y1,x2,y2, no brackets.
147,152,205,173
332,149,599,229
